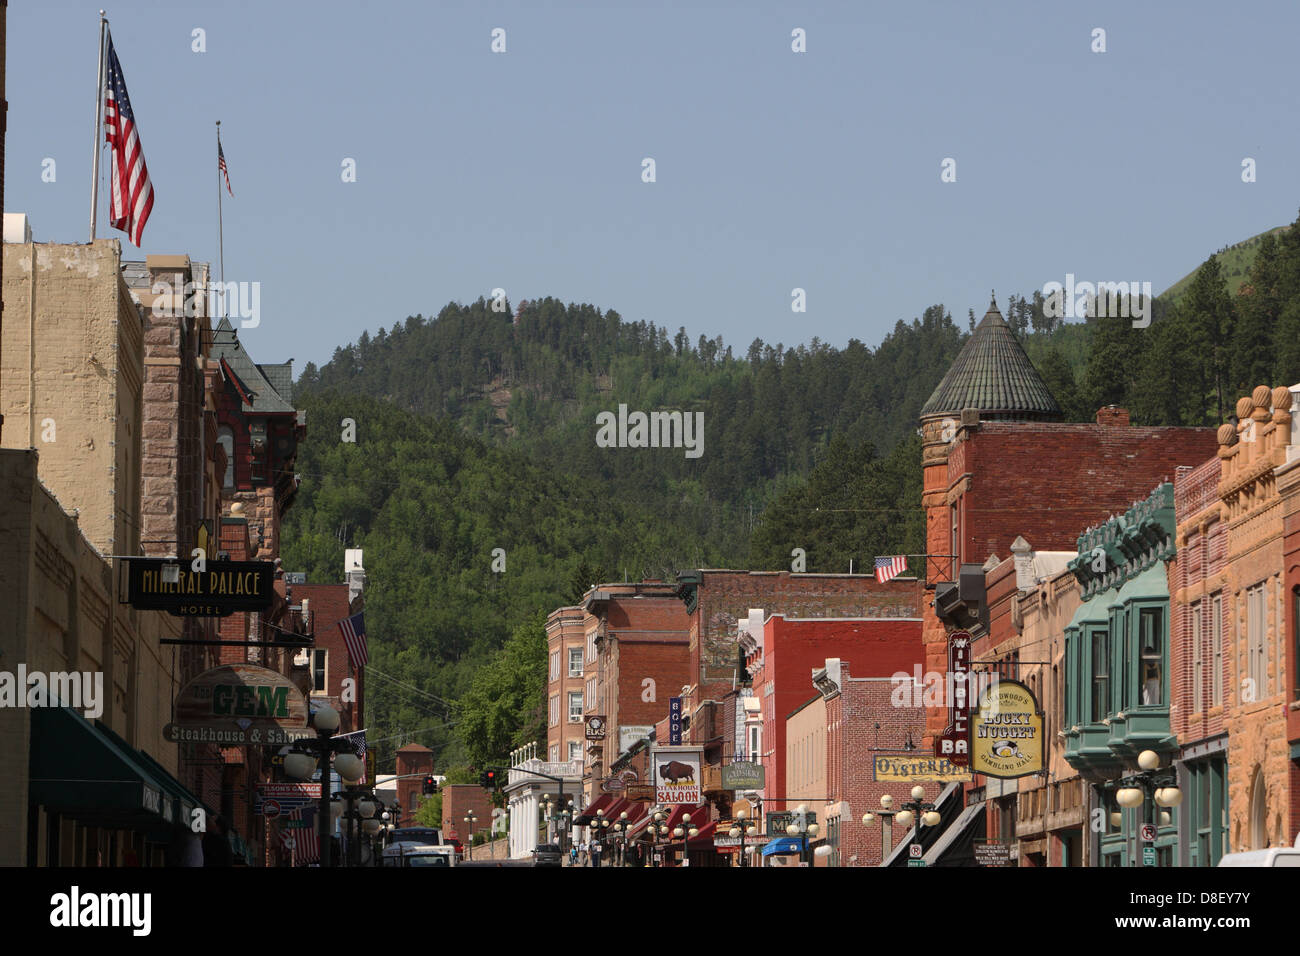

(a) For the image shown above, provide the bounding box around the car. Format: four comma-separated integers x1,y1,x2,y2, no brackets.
1217,847,1300,867
533,843,563,867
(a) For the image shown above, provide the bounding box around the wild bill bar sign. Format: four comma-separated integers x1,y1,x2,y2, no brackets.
125,557,275,617
163,663,311,746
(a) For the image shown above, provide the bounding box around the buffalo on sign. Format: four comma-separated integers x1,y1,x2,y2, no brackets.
654,747,702,805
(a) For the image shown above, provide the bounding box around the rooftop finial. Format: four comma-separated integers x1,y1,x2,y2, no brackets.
990,290,997,310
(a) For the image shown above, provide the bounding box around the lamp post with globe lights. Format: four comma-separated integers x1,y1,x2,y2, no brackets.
785,804,820,866
674,810,701,867
879,787,941,864
282,704,364,867
861,793,904,864
1108,749,1181,866
728,807,757,867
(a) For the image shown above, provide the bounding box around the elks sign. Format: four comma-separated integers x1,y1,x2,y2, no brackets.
654,746,702,805
125,557,275,617
163,663,311,746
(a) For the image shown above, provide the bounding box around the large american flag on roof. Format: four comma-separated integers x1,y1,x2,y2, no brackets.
874,555,909,583
103,31,155,247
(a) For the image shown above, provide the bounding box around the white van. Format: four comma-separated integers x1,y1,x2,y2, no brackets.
382,842,457,867
1216,847,1300,867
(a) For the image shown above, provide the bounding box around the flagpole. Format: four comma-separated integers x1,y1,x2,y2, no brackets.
89,11,107,242
216,120,226,318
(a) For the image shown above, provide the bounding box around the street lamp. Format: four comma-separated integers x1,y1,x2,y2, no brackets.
785,804,820,865
884,786,939,862
611,810,631,866
862,793,900,864
283,704,362,867
464,810,479,860
673,811,701,867
729,807,757,868
1107,749,1181,866
649,810,669,868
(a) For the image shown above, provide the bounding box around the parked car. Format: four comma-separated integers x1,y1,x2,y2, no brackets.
533,843,563,867
1217,847,1300,867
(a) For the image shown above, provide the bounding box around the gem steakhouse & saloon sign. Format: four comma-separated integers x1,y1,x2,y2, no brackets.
163,663,311,746
125,557,275,617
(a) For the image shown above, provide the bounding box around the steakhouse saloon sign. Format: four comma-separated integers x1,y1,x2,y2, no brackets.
125,558,275,617
163,663,312,746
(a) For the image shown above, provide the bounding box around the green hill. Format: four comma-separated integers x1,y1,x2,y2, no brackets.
1159,226,1290,304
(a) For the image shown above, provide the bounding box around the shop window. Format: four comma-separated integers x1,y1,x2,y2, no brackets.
1090,628,1109,721
1139,607,1164,706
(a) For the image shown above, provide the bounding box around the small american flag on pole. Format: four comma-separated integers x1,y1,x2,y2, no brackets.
874,555,909,583
218,140,233,196
337,611,368,670
336,729,367,784
103,31,154,247
281,807,320,865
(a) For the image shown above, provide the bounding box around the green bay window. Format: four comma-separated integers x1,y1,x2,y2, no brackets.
1091,627,1109,722
1139,607,1165,706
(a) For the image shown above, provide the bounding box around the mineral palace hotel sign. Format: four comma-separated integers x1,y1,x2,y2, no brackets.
125,558,275,617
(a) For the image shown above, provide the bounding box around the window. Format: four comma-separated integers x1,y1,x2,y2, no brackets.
1139,608,1164,706
1247,584,1267,698
568,647,583,677
1191,602,1203,712
549,650,560,682
217,426,235,489
568,692,583,722
1293,588,1300,698
950,503,960,564
1090,628,1109,721
584,679,595,711
749,726,760,760
549,694,559,728
549,744,559,763
312,649,327,694
568,740,582,762
1212,593,1223,706
586,632,596,663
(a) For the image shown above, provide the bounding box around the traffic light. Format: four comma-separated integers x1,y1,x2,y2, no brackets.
422,775,436,795
481,768,501,790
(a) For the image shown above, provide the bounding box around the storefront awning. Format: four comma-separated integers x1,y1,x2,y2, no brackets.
573,793,615,826
761,837,803,856
28,707,170,828
923,801,986,866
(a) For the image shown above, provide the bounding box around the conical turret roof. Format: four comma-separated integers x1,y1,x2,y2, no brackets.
920,296,1062,421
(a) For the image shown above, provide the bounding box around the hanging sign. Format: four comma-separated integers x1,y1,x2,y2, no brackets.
936,630,972,765
163,663,310,746
125,557,276,617
970,679,1044,778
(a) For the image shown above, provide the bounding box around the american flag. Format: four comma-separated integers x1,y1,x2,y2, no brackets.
337,729,367,784
338,612,368,670
103,31,154,247
281,807,320,865
218,141,233,196
875,555,909,583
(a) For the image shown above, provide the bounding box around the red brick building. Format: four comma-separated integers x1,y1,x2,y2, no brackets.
440,784,497,848
580,582,690,798
745,612,923,812
395,744,434,823
546,605,587,765
918,299,1220,748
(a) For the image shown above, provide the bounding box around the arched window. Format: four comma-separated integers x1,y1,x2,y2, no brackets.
217,426,235,489
1249,767,1267,850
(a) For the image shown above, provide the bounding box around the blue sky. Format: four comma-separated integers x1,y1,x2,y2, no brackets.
8,0,1300,369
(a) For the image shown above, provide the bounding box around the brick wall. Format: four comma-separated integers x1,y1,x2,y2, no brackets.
395,745,433,822
441,784,497,844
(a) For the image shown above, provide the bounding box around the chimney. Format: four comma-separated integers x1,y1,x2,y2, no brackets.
345,548,366,602
1096,405,1130,427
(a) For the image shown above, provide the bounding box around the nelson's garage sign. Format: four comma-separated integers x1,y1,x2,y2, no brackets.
163,663,312,746
125,557,275,617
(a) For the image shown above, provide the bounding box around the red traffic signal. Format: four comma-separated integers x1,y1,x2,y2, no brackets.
422,775,437,795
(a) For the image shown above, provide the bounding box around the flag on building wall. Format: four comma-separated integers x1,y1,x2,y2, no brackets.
338,611,368,669
218,140,233,196
281,807,320,865
104,31,155,247
874,555,908,583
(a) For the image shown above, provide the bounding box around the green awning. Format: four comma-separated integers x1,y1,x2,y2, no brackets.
28,707,169,828
129,742,212,836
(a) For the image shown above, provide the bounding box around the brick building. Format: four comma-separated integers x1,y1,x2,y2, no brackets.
1214,386,1298,851
440,784,497,848
580,582,690,798
813,658,946,867
395,743,434,823
546,605,587,766
1171,455,1230,865
743,610,923,815
674,569,921,806
918,299,1220,754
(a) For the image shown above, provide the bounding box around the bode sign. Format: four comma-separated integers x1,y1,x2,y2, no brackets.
125,558,275,617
